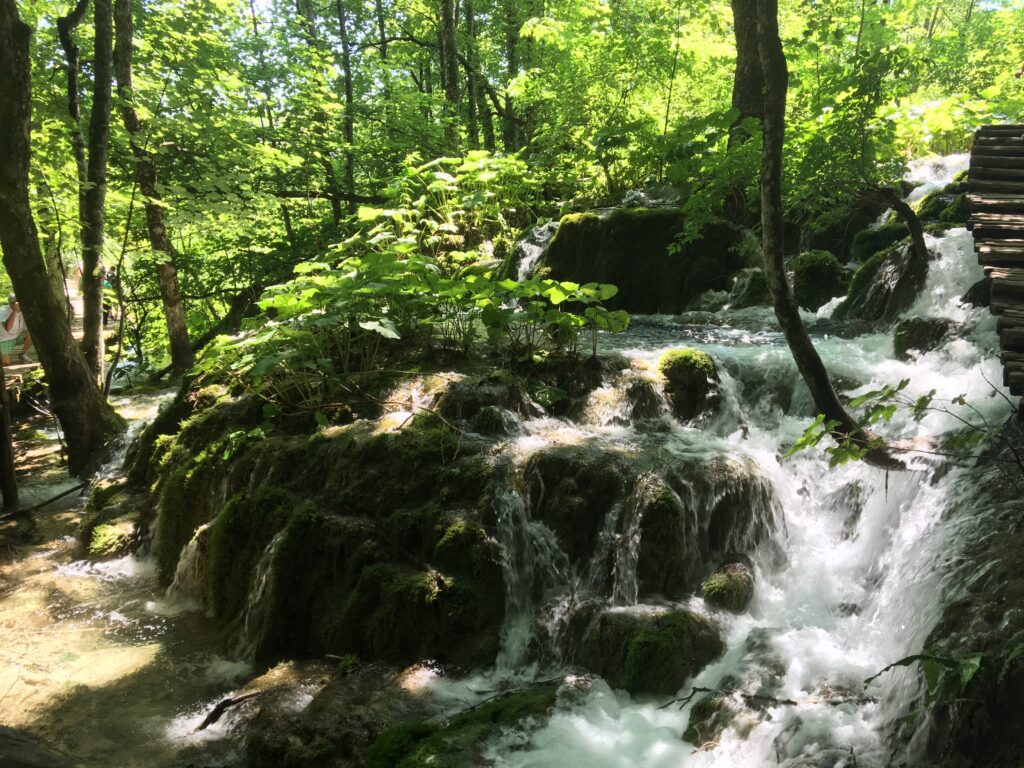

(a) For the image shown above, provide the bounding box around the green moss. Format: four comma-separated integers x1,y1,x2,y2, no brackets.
207,486,298,621
580,609,724,696
89,522,133,557
939,193,969,224
371,686,558,768
843,248,888,307
367,722,440,768
917,190,953,220
658,348,719,422
703,563,755,612
791,250,847,312
850,222,908,263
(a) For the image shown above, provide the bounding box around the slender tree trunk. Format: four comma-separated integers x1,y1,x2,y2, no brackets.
730,0,764,130
503,0,520,150
440,0,460,153
113,0,193,375
754,0,876,449
375,0,388,58
465,0,481,150
57,0,90,261
80,0,114,382
0,0,123,475
335,0,356,213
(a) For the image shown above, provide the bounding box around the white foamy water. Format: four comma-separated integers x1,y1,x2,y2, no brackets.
455,182,1014,767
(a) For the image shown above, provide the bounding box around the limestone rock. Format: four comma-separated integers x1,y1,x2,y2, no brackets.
703,561,755,612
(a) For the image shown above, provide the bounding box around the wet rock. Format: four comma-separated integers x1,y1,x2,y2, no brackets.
637,454,781,598
0,728,74,768
729,267,771,309
893,317,956,359
542,209,744,314
961,277,991,308
243,663,437,768
658,348,720,422
579,608,724,696
826,481,865,541
473,405,521,437
367,683,559,767
687,290,730,312
526,447,627,566
832,243,929,325
791,251,848,312
703,560,755,612
437,375,536,423
683,628,786,745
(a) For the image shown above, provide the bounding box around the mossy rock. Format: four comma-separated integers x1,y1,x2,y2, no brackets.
791,250,847,312
542,208,743,313
833,243,928,325
368,685,559,768
939,193,969,225
892,317,956,359
849,222,908,264
804,199,888,262
658,348,719,421
579,609,724,696
88,520,136,558
728,267,771,309
916,190,955,221
703,561,755,612
473,405,521,437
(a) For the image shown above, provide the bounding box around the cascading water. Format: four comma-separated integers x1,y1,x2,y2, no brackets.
515,220,560,281
447,161,1014,767
234,529,288,662
164,523,211,610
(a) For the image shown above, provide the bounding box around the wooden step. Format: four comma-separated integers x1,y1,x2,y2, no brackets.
975,133,1024,143
969,213,1024,224
971,147,1024,159
979,125,1024,135
968,195,1024,213
969,167,1024,181
968,179,1024,194
971,156,1024,170
979,252,1024,268
1000,327,1024,352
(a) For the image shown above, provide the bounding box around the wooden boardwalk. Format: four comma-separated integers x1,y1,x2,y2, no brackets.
968,124,1024,396
2,286,84,393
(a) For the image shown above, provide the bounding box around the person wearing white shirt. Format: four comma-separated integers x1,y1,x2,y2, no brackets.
0,294,32,365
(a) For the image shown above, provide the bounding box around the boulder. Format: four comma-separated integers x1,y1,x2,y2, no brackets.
804,199,888,262
791,250,847,312
579,608,724,696
703,560,755,612
832,243,929,325
961,277,991,308
729,267,771,309
892,317,956,359
541,208,744,314
658,348,720,422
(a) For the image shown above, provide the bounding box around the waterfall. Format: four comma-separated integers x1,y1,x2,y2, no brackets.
233,529,287,662
165,523,211,609
515,221,560,281
492,480,572,670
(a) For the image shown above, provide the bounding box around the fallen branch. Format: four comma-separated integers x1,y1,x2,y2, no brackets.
0,481,86,521
194,690,262,732
658,685,878,711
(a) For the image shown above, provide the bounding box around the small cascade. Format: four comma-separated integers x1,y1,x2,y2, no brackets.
234,529,287,661
611,475,657,606
492,479,572,670
515,220,560,281
165,524,211,610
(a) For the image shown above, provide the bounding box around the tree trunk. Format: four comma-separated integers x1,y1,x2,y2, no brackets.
375,0,388,59
80,0,114,382
503,0,521,150
872,187,931,267
0,0,123,475
754,0,879,451
440,0,460,153
335,0,356,214
57,0,90,264
113,0,194,375
465,0,480,150
730,0,764,132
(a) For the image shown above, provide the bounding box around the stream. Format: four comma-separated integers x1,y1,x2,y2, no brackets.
2,156,1016,767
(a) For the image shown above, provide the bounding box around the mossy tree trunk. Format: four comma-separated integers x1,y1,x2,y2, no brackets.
113,0,194,376
440,0,460,153
0,0,124,475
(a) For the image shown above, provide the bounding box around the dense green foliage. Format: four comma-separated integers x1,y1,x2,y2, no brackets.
2,0,1020,378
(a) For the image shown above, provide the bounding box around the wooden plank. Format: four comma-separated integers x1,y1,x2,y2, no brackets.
971,147,1024,158
969,213,1024,224
970,167,1024,181
979,253,1024,268
968,179,1024,194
